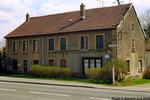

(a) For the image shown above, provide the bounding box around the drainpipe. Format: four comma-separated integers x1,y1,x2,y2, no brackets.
41,37,45,65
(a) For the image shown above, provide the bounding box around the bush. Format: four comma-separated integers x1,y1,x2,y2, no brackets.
87,67,111,83
87,68,101,80
143,67,150,79
31,65,73,78
87,59,128,83
104,59,128,82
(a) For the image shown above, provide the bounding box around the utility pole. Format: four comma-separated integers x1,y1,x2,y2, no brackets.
112,66,115,85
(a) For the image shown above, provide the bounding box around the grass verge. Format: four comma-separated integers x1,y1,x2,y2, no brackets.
105,79,150,86
1,73,150,86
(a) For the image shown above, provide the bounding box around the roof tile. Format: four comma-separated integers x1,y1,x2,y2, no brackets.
5,4,131,38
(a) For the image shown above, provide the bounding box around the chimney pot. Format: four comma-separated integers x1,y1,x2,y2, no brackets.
26,13,30,22
80,3,85,20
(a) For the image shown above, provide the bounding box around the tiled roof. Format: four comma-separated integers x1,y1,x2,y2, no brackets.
5,4,131,38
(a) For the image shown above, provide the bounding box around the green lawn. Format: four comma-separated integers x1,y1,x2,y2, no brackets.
1,73,150,86
106,79,150,86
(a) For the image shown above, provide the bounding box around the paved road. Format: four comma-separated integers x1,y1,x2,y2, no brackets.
0,82,150,100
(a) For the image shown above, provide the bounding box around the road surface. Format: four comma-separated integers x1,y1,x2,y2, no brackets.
0,82,150,100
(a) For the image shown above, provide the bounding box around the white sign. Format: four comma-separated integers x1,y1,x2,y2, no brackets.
108,44,118,48
104,54,110,59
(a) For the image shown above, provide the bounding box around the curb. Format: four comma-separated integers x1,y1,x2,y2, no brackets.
0,80,96,89
0,79,150,93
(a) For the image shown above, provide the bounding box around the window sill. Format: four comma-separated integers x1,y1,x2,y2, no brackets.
80,49,88,52
138,69,143,73
127,72,131,74
48,50,55,53
22,51,28,54
32,51,39,53
96,49,105,51
11,52,18,54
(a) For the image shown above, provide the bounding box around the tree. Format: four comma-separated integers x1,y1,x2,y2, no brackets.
140,9,150,37
0,52,2,68
104,59,128,82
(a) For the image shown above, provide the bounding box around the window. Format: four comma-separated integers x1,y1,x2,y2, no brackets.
81,36,88,50
60,59,66,67
138,60,142,70
23,41,28,52
84,59,89,74
108,32,112,42
49,39,54,51
126,60,130,72
96,35,104,49
49,59,54,66
12,41,17,52
131,22,134,31
33,60,39,65
96,59,102,68
33,40,39,52
90,59,95,68
131,39,135,53
83,58,102,74
60,38,66,51
118,30,122,40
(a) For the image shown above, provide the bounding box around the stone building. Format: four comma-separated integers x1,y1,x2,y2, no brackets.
5,4,146,76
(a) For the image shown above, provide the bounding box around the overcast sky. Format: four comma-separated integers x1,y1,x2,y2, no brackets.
0,0,150,47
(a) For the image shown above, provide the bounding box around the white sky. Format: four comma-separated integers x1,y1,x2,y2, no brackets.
0,0,150,47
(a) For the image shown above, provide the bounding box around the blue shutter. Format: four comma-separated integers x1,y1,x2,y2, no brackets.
49,39,54,51
81,37,84,49
60,38,66,51
96,35,104,49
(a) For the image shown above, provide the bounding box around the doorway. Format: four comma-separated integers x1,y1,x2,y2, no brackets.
23,60,28,73
82,57,102,75
12,60,18,71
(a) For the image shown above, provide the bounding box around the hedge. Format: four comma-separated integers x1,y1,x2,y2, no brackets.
143,67,150,79
87,59,128,83
31,65,73,78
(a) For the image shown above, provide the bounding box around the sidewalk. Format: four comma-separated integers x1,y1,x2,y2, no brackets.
0,76,150,93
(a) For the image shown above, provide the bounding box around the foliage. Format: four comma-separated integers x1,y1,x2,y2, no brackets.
31,65,73,78
104,59,128,82
88,68,101,79
144,24,150,37
105,78,150,86
87,68,102,83
87,59,128,83
0,52,2,68
143,67,150,79
0,51,8,72
139,9,150,37
87,67,111,83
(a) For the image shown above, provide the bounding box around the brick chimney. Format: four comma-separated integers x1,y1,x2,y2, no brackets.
80,3,85,20
26,13,30,22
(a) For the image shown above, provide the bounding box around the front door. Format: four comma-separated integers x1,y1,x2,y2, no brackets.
12,60,18,71
82,57,102,75
23,60,28,73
